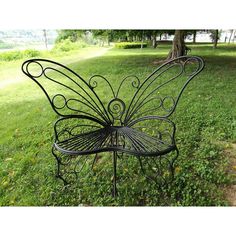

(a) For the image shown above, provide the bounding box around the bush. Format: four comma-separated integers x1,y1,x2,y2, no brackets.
0,51,23,61
0,49,41,62
23,49,40,58
53,39,87,52
115,42,148,49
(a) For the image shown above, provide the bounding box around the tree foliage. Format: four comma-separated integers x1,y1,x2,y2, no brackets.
56,30,85,43
55,29,222,52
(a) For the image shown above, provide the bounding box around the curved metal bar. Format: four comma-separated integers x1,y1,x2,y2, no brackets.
116,75,140,98
125,96,163,121
65,98,108,124
172,57,204,114
89,74,116,98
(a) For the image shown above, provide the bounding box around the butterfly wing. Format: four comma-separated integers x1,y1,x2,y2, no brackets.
53,116,107,155
123,56,205,126
22,59,115,126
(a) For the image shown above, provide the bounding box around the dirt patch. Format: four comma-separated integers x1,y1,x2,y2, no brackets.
223,142,236,206
225,185,236,206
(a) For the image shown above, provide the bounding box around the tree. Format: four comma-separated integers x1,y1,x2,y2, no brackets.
92,30,113,46
210,30,219,49
193,30,197,43
233,30,236,43
214,30,219,48
56,30,84,43
112,30,128,41
143,30,159,48
151,31,158,48
184,30,198,43
166,30,186,61
228,29,235,43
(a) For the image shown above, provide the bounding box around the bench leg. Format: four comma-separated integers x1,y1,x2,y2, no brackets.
137,147,179,186
112,151,118,197
52,146,68,185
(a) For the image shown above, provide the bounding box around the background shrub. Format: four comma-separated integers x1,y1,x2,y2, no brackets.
0,51,23,61
0,49,41,62
52,39,88,52
115,42,148,49
23,49,40,58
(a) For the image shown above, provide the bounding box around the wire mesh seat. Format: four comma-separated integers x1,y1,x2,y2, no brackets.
22,55,205,196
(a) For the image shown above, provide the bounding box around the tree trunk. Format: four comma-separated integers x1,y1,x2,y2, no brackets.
193,30,197,43
233,30,236,42
228,29,233,43
43,29,48,50
152,33,157,48
166,30,186,61
140,30,144,49
213,30,218,49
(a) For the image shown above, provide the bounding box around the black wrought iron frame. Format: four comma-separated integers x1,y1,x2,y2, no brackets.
22,55,205,197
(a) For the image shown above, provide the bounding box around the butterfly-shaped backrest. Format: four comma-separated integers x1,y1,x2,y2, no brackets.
22,56,204,127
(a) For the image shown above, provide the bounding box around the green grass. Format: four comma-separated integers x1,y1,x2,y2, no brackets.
0,43,236,206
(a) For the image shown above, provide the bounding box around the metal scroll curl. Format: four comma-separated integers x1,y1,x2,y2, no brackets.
25,60,44,78
52,94,67,110
107,98,126,121
183,57,202,76
116,75,141,97
89,75,115,97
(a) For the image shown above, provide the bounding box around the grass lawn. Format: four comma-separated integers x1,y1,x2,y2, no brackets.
0,44,236,206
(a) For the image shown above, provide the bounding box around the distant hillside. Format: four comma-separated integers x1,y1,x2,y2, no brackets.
0,30,58,50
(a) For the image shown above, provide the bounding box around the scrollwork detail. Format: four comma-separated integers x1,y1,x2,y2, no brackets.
88,75,115,97
116,75,140,97
183,57,200,76
52,94,67,109
161,96,176,112
25,61,44,78
107,98,126,120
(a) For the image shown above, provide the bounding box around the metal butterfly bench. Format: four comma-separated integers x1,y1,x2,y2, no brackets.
22,56,204,196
